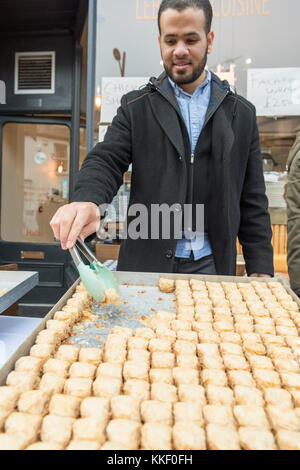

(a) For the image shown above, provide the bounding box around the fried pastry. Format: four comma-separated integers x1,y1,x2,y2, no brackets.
6,371,40,392
177,384,206,405
267,406,300,431
41,414,74,446
30,344,55,361
206,386,234,406
276,430,300,450
203,405,235,427
176,354,198,369
107,419,141,450
158,278,175,293
49,394,81,418
35,329,61,346
78,348,102,366
103,347,127,364
111,395,141,422
64,378,92,398
252,370,281,389
206,423,241,450
141,400,172,426
127,349,150,363
238,426,276,450
39,373,65,395
96,362,123,380
93,376,122,398
141,422,172,450
0,433,29,450
149,368,173,384
5,412,42,446
197,331,220,344
18,390,50,416
233,406,270,429
172,367,199,386
26,441,64,450
173,422,206,450
127,337,149,350
55,345,80,363
174,340,196,356
123,379,150,402
234,386,264,406
281,372,300,390
0,386,20,412
151,352,175,369
201,369,228,387
73,418,106,444
135,328,155,340
263,388,293,408
174,402,203,426
148,338,172,353
43,358,70,378
69,362,97,379
14,356,43,375
66,440,101,450
227,370,256,388
80,397,110,421
151,383,177,403
154,328,176,344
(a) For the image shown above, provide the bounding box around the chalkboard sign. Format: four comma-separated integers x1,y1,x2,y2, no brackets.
100,77,149,123
247,68,300,117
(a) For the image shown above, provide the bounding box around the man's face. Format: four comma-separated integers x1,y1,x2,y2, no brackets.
158,7,214,88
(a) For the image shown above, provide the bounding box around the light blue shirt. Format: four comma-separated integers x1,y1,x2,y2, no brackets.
169,71,213,260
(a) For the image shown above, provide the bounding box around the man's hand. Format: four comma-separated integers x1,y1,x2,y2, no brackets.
50,202,100,250
249,273,272,278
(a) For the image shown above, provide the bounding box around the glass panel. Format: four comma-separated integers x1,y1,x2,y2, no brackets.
79,126,87,170
1,122,70,243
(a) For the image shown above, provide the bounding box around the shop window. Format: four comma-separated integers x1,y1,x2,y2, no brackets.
1,122,70,243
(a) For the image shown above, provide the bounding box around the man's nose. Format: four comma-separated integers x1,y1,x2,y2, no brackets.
173,42,189,57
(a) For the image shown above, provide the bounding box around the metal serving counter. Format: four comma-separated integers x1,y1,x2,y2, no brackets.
0,270,38,314
0,271,299,386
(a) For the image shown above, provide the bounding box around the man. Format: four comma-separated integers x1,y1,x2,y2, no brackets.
51,0,273,277
286,130,300,296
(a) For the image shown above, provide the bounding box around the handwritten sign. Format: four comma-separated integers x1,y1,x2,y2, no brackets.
98,125,109,142
101,77,149,123
247,68,300,116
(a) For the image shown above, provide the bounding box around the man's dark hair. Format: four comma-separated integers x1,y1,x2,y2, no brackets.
158,0,213,35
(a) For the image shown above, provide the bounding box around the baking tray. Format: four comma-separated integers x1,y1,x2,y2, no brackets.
0,272,297,386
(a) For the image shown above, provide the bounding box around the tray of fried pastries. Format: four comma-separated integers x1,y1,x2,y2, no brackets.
1,272,300,450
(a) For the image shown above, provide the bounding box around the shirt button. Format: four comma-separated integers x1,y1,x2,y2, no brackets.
166,249,173,260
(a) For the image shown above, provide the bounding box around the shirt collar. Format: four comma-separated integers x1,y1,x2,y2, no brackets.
168,69,211,98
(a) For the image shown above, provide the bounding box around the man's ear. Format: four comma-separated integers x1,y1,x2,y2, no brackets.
207,31,214,54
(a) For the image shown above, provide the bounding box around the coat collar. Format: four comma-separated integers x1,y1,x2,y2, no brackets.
147,71,234,159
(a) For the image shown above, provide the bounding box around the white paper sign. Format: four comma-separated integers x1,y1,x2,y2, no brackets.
98,125,109,142
247,68,300,117
101,77,149,123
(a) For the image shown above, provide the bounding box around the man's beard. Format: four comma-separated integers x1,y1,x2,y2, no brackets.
163,47,208,86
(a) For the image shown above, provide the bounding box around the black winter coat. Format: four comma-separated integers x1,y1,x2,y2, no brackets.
73,72,274,276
